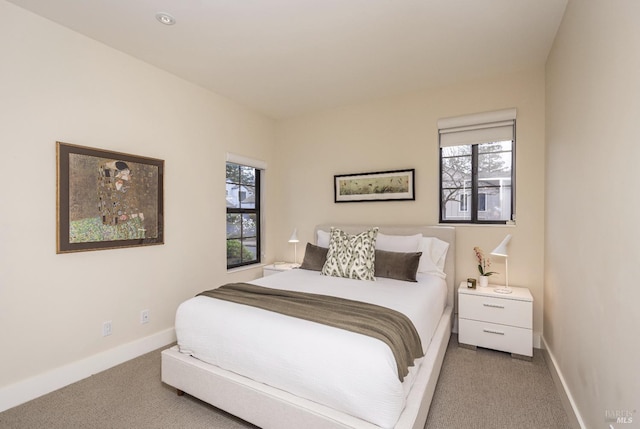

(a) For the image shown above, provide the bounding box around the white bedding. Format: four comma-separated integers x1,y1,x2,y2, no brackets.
175,268,447,429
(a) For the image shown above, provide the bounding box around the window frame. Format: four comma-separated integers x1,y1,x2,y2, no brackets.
439,138,516,225
226,162,261,269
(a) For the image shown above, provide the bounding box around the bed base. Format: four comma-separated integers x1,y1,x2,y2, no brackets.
161,305,452,429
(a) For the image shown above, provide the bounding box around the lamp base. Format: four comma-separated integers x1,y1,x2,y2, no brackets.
494,286,512,294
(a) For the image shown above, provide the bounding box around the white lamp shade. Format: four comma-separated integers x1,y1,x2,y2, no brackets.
288,228,299,243
490,234,512,257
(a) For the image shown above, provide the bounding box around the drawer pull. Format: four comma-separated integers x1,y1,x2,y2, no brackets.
483,329,505,336
483,303,505,309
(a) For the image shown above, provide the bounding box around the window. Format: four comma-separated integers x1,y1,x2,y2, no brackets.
459,193,469,212
478,192,487,212
226,160,261,268
439,109,516,224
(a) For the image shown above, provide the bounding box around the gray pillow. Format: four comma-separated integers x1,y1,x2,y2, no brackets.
300,243,329,271
374,250,422,282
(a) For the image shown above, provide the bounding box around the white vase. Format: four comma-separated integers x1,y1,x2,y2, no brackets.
479,276,489,287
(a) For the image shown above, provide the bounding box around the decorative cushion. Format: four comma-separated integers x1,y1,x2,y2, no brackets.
321,227,379,281
300,243,329,271
376,233,422,253
374,250,422,282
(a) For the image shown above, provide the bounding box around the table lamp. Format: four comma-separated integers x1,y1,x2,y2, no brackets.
288,228,299,264
491,234,512,294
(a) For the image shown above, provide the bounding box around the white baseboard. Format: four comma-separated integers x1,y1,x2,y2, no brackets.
0,328,176,413
533,332,541,349
540,336,586,429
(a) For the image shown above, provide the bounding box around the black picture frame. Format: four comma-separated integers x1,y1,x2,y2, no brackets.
56,142,164,253
334,169,415,203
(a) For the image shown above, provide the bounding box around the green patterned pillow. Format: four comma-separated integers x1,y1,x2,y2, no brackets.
321,227,379,281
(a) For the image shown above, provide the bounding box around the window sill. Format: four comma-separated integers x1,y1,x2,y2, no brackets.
226,263,265,274
439,221,516,227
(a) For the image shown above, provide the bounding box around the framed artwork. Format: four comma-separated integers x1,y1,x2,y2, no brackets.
56,142,164,253
334,169,415,203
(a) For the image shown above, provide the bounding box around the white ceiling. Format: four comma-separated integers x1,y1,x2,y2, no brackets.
7,0,567,119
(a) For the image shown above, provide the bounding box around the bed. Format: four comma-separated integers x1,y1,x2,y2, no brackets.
161,224,455,429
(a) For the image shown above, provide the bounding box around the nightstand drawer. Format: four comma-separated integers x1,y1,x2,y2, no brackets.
459,293,532,329
459,319,532,357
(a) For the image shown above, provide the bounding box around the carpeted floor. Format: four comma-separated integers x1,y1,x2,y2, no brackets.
424,337,571,428
0,335,571,428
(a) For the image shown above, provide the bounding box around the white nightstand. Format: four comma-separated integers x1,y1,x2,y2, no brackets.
262,262,299,277
458,282,533,359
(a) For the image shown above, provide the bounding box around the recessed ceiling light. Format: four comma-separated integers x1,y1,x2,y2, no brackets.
155,12,176,26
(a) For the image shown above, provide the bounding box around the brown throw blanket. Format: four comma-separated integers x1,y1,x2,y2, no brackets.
197,283,424,381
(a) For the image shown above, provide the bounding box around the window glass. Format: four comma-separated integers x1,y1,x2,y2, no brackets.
226,162,260,268
440,140,514,224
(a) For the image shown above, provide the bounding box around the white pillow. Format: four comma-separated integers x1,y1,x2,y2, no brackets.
316,230,330,248
429,237,450,271
376,233,422,253
418,237,450,278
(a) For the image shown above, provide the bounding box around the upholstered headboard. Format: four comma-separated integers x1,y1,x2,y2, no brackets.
313,224,456,308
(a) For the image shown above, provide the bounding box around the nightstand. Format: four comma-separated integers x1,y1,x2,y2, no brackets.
458,282,533,359
262,262,299,277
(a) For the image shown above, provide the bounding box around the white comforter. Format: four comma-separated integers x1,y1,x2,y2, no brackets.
175,269,447,429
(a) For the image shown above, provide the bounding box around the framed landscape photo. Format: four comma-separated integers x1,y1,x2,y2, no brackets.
57,142,164,253
334,169,415,203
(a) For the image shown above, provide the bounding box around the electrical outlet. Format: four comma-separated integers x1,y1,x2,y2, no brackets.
102,321,112,337
140,309,150,324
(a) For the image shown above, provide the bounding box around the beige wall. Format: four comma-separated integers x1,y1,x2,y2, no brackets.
12,0,632,422
545,1,640,427
0,0,274,405
274,68,546,344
